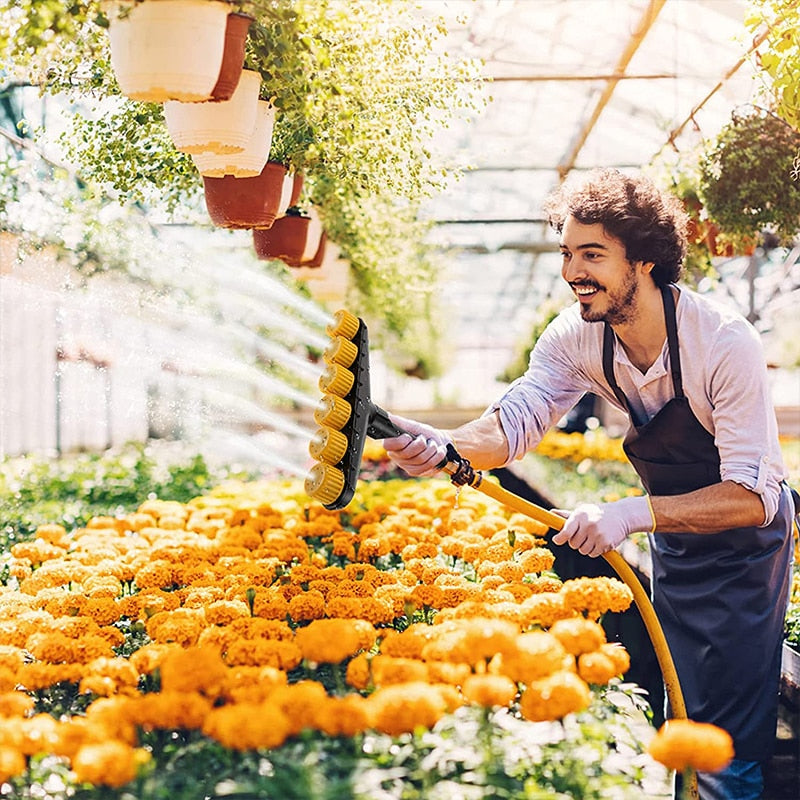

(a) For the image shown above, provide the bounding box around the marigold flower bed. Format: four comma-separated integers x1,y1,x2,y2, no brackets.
0,474,672,799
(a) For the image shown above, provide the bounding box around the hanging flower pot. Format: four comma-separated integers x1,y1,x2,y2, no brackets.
209,11,254,102
103,0,231,103
164,69,262,155
191,100,276,177
253,207,323,266
253,207,311,263
203,161,287,229
302,231,327,269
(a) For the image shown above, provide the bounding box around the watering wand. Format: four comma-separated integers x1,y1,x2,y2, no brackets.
304,311,689,736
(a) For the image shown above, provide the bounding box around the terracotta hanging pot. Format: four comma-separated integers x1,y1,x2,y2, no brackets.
103,0,230,103
191,100,276,177
164,69,262,155
210,12,254,102
253,207,323,266
253,209,311,263
302,231,327,269
203,161,287,229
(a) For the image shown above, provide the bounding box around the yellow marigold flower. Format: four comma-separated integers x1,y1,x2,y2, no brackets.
463,673,518,708
369,681,450,736
371,655,429,687
79,657,140,697
560,576,633,619
380,625,432,659
520,593,575,628
81,575,122,599
491,631,568,684
269,680,329,735
83,598,121,626
426,660,472,686
128,690,212,731
421,618,519,665
16,712,60,756
295,618,365,664
599,642,631,675
0,691,34,718
373,584,412,616
221,665,287,704
507,513,550,538
159,646,227,697
345,653,372,690
129,642,182,675
499,582,534,602
577,650,620,685
71,741,150,788
203,702,291,750
224,639,302,670
409,584,445,610
251,590,289,620
519,671,592,722
0,645,25,672
133,560,175,590
16,662,83,691
647,719,734,773
287,590,326,621
315,694,374,737
0,745,27,783
9,539,65,565
84,696,139,746
145,609,205,647
229,617,294,641
526,575,564,594
518,547,556,574
495,561,526,583
34,523,69,546
0,666,16,693
550,617,606,656
324,596,365,619
204,599,250,626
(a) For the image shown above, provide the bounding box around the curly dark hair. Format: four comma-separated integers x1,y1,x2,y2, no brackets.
542,168,688,286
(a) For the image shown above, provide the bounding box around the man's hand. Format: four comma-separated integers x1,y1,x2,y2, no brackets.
551,495,654,557
383,413,452,477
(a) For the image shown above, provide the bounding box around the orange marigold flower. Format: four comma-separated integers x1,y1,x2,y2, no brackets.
560,576,633,619
463,673,518,708
268,680,329,735
315,694,374,737
128,690,212,731
288,590,326,621
251,590,289,620
203,702,291,750
549,617,606,656
79,657,140,697
518,547,556,574
368,681,450,736
0,646,25,672
519,671,592,722
371,655,429,687
647,719,735,773
72,741,150,788
204,600,250,626
345,653,372,690
421,618,519,665
16,662,83,692
426,660,472,686
294,618,365,664
224,639,302,670
128,642,182,675
409,584,445,610
221,665,287,704
499,582,534,602
577,650,620,685
0,691,34,718
133,561,175,590
520,593,575,628
491,631,568,684
599,642,631,675
159,646,227,697
0,745,26,783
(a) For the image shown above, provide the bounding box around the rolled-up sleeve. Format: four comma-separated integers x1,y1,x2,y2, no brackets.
705,320,787,526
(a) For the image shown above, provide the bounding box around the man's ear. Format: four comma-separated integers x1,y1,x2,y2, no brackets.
639,261,656,277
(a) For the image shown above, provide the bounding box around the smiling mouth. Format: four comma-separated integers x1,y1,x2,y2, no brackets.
572,284,600,298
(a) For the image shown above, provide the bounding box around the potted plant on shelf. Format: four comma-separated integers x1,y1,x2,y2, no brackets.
698,106,800,249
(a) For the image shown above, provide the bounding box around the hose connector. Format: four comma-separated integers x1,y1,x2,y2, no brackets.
439,443,479,487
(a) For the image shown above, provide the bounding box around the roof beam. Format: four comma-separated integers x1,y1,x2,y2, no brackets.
556,0,667,181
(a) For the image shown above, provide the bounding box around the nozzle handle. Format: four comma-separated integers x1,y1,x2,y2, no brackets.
366,405,405,439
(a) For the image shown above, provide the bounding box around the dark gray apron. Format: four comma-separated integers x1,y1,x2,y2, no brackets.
602,286,793,761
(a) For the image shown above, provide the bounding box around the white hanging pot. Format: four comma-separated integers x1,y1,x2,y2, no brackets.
103,0,231,103
164,69,262,155
192,101,276,177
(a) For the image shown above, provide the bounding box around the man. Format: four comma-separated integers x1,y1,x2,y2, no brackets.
384,168,797,800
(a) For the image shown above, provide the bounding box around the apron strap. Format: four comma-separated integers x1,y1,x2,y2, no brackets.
602,284,684,411
662,285,685,399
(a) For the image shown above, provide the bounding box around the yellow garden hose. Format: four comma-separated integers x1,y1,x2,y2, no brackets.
448,467,688,721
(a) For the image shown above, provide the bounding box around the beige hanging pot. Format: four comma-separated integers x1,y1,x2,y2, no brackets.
103,0,231,103
164,69,262,155
191,100,276,177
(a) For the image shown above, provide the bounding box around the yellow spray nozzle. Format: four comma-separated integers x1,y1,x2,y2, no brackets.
323,335,358,368
319,362,355,397
309,426,348,465
313,394,352,430
326,309,359,341
305,462,346,506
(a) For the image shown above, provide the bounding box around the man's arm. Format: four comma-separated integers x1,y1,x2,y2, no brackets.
650,480,766,534
450,411,509,470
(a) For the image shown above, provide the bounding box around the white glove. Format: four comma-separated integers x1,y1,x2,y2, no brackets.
382,413,453,477
551,496,654,558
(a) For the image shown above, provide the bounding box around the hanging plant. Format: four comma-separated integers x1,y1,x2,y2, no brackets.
698,106,800,246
